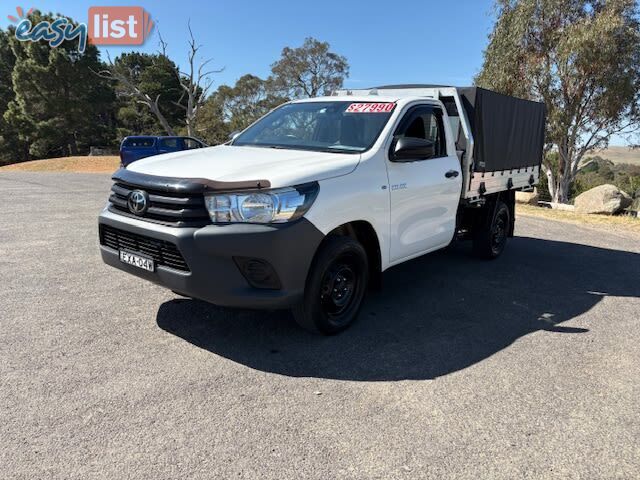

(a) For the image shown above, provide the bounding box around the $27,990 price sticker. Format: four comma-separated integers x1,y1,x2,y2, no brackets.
345,103,395,113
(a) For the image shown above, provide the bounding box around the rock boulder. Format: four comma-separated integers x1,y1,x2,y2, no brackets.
574,184,632,214
515,189,539,205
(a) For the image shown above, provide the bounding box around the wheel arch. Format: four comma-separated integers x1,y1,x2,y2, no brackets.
322,220,383,289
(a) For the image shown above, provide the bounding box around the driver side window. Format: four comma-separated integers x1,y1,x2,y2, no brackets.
394,106,446,158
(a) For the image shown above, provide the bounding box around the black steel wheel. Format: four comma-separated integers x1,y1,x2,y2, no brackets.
473,201,510,259
490,206,509,256
293,236,368,334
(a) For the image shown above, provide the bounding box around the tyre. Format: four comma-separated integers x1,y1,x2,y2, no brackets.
292,236,369,335
473,201,510,259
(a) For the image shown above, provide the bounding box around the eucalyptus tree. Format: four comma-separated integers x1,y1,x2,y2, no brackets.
477,0,640,203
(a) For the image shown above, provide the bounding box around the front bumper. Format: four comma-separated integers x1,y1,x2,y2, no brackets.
98,208,324,309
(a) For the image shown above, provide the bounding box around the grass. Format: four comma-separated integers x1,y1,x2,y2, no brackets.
517,203,640,234
0,156,120,173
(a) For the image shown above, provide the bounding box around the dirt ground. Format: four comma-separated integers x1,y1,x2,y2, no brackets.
0,156,120,173
517,203,640,234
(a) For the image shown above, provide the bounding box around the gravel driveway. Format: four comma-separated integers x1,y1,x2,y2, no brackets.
1,172,639,479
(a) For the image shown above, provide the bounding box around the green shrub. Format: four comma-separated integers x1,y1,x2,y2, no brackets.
572,157,640,199
536,155,640,202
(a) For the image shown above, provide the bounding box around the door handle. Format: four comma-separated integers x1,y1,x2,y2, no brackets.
445,170,459,178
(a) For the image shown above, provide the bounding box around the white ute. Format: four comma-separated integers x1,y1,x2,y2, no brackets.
99,85,546,334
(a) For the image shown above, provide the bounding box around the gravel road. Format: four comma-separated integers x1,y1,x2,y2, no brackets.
1,172,639,479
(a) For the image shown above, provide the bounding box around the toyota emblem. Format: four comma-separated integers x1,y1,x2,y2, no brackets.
127,190,149,215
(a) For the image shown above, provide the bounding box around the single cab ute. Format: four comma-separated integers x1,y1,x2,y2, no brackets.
120,136,206,167
99,85,545,334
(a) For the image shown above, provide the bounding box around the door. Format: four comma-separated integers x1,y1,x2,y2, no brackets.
120,137,156,165
183,137,205,149
386,104,462,263
157,137,180,154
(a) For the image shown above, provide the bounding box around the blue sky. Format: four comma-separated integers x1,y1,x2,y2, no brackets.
2,1,631,146
2,0,496,87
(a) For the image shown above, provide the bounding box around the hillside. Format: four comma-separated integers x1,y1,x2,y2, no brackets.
591,146,640,165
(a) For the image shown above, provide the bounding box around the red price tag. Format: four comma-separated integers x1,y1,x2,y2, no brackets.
346,103,395,113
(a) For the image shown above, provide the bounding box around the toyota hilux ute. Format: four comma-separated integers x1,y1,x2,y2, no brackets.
99,85,545,334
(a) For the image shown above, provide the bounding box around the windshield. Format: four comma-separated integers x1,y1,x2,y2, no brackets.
232,101,396,153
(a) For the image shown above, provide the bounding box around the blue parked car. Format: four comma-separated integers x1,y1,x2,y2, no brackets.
119,136,207,167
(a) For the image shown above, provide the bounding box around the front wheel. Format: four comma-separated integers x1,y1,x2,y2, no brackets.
292,236,369,335
473,201,510,259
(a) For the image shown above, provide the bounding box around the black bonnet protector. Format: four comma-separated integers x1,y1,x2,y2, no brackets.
112,168,271,193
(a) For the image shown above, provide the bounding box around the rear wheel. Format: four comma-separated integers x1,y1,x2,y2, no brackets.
293,236,368,335
473,201,510,259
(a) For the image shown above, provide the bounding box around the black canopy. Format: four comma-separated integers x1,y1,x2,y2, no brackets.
457,87,546,172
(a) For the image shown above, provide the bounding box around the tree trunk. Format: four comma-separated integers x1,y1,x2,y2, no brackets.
185,90,195,137
543,163,557,202
150,103,176,136
158,117,176,136
553,183,569,203
548,140,575,205
68,133,79,156
185,108,194,137
548,171,566,203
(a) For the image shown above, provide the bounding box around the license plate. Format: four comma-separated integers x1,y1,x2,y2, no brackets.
119,250,154,272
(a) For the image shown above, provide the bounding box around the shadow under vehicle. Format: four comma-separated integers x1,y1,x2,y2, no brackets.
156,236,639,381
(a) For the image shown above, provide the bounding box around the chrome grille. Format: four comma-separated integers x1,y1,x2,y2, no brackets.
108,182,210,227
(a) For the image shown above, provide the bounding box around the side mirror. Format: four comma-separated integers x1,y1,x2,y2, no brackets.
228,131,241,142
392,136,436,162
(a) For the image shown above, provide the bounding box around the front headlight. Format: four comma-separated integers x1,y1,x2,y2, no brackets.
205,183,319,224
